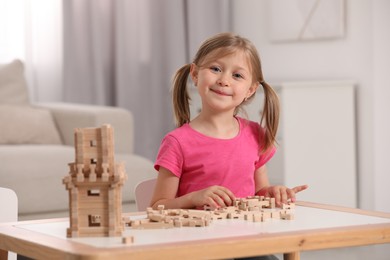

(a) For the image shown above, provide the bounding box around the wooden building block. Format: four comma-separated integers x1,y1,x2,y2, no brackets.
63,125,127,237
122,236,134,245
126,195,296,231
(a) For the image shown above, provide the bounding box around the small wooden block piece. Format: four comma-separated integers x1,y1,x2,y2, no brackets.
122,236,134,245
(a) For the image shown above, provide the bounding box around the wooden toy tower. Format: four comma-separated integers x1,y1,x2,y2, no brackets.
63,124,127,237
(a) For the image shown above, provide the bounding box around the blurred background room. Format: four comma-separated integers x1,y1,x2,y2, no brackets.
1,0,389,232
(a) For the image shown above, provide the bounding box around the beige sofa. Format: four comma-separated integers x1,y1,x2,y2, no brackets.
0,60,156,218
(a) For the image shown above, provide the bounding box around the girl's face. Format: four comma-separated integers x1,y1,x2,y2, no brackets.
190,50,258,115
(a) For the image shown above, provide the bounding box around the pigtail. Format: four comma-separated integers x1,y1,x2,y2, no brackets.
172,64,191,127
259,81,280,152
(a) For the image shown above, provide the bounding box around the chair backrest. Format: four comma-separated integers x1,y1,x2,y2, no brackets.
134,178,157,211
0,187,18,222
0,187,18,260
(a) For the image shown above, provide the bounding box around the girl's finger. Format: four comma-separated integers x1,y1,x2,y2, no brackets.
206,197,220,209
216,187,235,206
292,185,308,193
272,188,281,206
212,193,227,208
280,189,288,205
221,187,236,200
286,188,296,202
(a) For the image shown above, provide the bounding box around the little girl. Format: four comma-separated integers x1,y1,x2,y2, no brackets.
151,32,307,210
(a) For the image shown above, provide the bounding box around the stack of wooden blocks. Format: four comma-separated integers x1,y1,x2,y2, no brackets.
63,125,127,237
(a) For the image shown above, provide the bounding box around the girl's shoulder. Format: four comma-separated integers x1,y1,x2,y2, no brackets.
237,116,261,132
237,117,274,156
237,116,268,142
164,123,193,140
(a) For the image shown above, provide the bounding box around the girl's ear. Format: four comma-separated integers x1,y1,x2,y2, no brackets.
246,82,259,99
190,63,198,86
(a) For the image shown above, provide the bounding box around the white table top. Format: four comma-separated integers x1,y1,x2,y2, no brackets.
17,203,390,248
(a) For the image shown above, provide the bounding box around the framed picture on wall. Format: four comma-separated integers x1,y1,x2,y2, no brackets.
269,0,345,42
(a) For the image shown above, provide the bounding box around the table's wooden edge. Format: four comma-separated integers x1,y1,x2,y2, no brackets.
65,222,390,260
1,202,390,260
3,223,386,260
296,201,390,218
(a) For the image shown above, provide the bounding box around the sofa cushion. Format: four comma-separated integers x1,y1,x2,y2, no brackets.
0,59,29,105
0,105,62,145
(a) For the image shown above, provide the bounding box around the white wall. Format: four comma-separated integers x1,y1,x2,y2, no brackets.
372,0,390,212
232,0,390,212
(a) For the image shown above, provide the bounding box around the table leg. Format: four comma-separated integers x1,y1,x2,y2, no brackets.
0,249,8,260
283,251,300,260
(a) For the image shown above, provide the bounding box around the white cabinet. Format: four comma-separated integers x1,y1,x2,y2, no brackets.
189,80,357,207
276,81,357,207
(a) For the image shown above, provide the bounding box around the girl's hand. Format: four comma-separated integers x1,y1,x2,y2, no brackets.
190,185,235,209
257,185,308,207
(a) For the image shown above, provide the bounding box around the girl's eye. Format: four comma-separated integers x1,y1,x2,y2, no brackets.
210,66,221,72
233,73,243,79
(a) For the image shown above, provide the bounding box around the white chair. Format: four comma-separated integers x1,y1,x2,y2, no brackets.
134,178,157,211
0,187,18,260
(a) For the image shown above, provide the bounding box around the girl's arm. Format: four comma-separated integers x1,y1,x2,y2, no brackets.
150,167,235,209
150,167,185,209
254,165,308,206
254,165,271,193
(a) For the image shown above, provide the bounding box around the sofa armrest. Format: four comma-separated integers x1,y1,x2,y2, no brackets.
34,102,134,154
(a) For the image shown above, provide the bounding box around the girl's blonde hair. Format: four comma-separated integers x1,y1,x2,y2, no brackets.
172,32,280,152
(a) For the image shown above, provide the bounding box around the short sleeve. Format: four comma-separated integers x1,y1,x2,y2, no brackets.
154,135,184,177
253,122,277,169
255,145,277,169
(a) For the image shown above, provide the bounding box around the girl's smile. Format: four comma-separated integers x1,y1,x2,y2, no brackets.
210,87,232,96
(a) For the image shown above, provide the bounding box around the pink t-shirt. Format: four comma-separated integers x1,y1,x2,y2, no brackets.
154,117,276,198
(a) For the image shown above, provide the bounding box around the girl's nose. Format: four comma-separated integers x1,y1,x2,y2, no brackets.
217,75,229,87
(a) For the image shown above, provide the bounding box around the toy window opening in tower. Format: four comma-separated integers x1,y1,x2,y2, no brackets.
91,158,97,164
88,215,101,227
88,189,100,196
90,140,97,147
